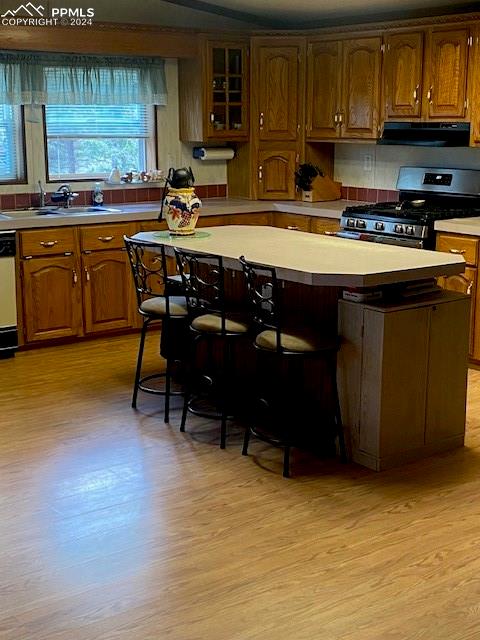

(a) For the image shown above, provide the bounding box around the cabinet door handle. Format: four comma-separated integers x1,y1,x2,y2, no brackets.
467,280,473,295
258,165,263,181
259,112,264,129
413,85,420,103
72,269,78,285
427,86,433,103
334,113,338,124
98,235,114,242
287,225,299,231
210,112,215,123
449,248,466,254
40,240,58,248
84,267,90,282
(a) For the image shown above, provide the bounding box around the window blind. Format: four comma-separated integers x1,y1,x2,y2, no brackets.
45,104,150,138
0,105,23,182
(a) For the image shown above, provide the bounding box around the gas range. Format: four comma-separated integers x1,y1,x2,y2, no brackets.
338,167,480,249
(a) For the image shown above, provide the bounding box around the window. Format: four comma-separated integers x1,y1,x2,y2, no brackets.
44,104,155,181
0,105,25,183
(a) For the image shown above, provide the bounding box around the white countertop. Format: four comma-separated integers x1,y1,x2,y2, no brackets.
434,217,480,236
0,198,360,232
133,225,464,288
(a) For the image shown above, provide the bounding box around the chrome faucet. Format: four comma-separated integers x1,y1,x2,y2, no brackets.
51,184,79,208
38,181,46,208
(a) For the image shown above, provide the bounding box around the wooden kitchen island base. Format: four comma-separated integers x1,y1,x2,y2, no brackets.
338,291,470,471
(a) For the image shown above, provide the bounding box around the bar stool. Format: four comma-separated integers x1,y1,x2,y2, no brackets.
124,236,188,422
174,248,249,448
239,255,347,478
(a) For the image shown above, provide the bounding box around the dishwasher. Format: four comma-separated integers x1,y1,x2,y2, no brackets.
0,230,17,358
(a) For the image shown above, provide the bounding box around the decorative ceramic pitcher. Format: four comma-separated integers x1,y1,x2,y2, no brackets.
159,167,202,235
163,187,202,236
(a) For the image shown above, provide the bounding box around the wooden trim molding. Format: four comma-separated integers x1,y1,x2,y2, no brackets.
0,22,200,58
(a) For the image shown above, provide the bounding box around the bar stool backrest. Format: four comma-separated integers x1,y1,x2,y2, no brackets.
174,248,227,331
239,255,283,352
124,236,171,311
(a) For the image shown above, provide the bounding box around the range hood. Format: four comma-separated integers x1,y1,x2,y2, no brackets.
378,122,470,147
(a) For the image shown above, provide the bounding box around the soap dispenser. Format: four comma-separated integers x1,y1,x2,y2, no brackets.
92,182,104,206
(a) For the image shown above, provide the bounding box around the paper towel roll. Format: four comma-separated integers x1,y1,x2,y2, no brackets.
193,147,235,161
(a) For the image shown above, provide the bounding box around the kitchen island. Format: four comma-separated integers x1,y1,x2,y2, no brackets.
133,225,470,471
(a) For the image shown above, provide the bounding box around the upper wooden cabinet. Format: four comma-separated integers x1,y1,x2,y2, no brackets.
424,27,470,119
306,41,341,139
254,43,300,141
179,39,249,142
471,26,480,145
383,26,472,121
384,31,424,119
306,36,382,140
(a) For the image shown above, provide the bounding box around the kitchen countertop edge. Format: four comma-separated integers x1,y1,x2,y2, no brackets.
0,198,362,232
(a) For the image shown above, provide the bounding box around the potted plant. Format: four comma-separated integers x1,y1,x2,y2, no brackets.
294,163,324,202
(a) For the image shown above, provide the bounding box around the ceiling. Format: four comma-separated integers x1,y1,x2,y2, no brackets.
159,0,479,28
12,0,477,30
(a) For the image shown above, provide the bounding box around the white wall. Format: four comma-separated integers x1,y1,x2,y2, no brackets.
157,60,227,187
334,143,480,189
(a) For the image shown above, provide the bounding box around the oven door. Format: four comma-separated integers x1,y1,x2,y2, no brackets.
335,230,425,249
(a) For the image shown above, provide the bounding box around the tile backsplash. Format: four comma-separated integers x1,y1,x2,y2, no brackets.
340,186,398,202
0,184,227,210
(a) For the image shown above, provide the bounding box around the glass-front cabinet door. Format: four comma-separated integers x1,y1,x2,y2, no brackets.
207,43,249,139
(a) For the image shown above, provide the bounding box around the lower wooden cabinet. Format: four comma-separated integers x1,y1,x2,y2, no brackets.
82,250,134,334
436,232,479,360
21,254,82,343
310,217,341,234
19,223,136,345
18,212,342,346
274,212,311,232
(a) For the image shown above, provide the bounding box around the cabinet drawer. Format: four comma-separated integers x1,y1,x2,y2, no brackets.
228,212,273,226
310,217,340,234
137,220,168,232
20,227,76,257
196,215,229,228
80,223,133,251
436,234,478,266
274,213,311,232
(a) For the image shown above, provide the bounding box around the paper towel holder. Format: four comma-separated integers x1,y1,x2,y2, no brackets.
192,147,235,161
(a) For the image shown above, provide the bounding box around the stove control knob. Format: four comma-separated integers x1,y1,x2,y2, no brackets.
347,218,356,228
355,219,366,229
375,221,384,231
405,225,414,235
394,224,404,234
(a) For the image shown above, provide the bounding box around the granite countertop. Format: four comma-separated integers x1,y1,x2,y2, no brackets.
0,198,364,232
434,217,480,237
133,225,465,288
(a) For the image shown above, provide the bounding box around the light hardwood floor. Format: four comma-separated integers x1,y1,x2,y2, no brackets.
1,333,480,640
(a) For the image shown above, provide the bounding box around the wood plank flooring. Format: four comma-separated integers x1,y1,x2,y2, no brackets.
1,333,480,639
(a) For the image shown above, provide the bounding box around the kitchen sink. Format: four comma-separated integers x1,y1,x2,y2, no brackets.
1,206,122,219
36,206,121,215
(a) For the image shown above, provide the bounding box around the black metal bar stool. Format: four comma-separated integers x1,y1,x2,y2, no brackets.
239,255,347,478
124,236,188,422
174,248,249,449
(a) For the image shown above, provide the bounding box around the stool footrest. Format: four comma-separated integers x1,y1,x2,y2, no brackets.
139,372,184,396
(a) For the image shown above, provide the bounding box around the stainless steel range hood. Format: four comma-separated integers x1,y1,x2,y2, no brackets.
378,122,470,147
